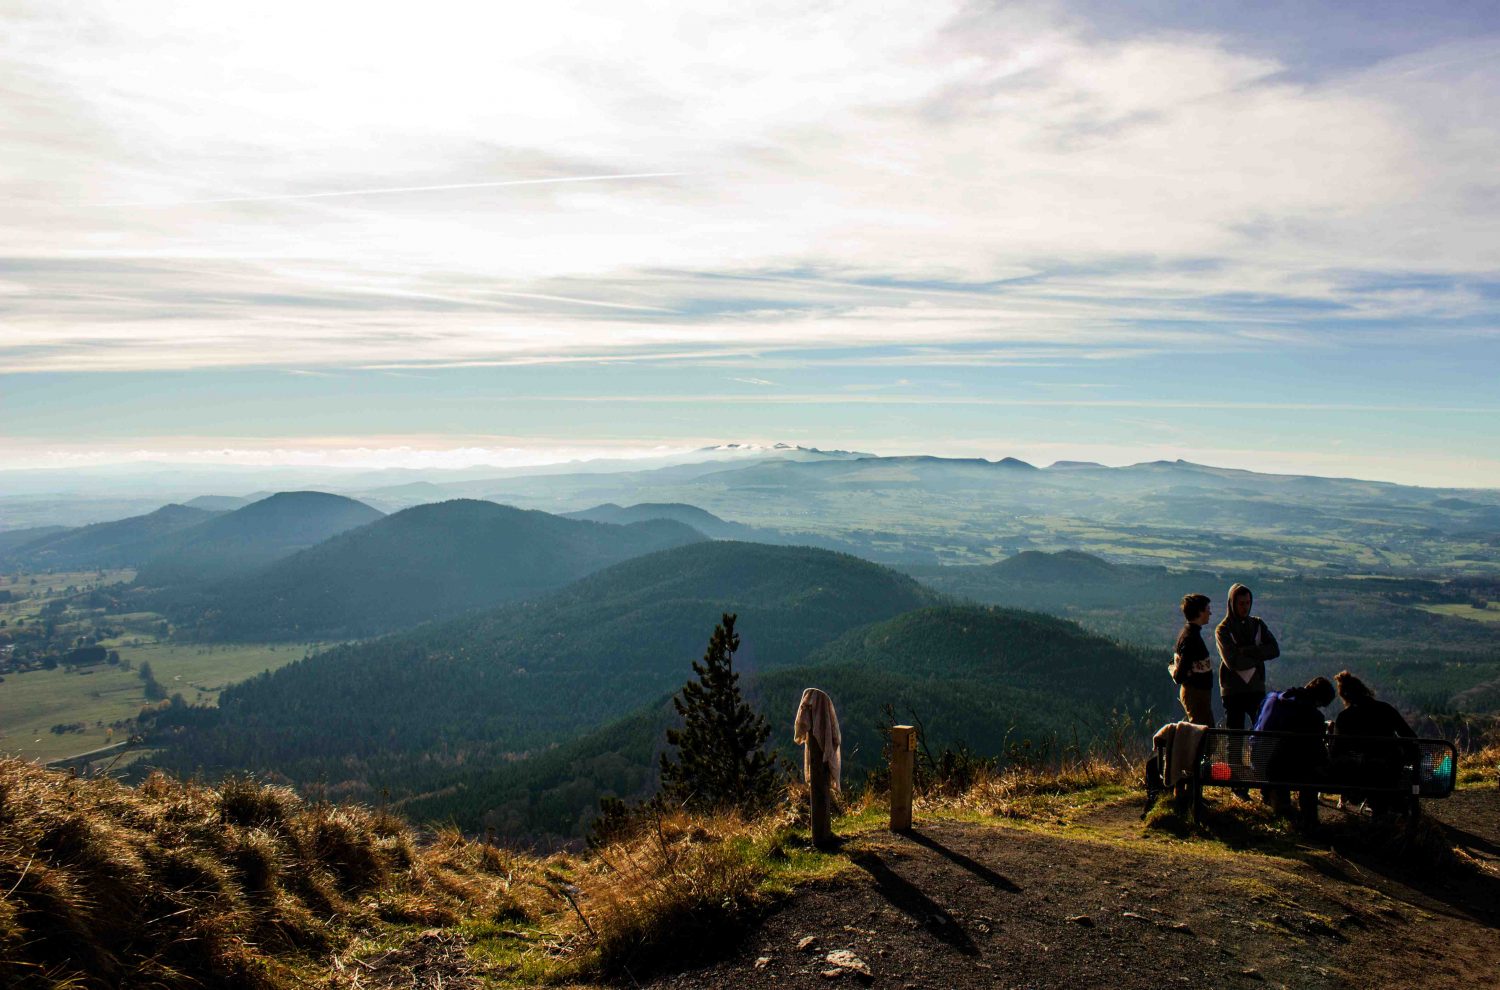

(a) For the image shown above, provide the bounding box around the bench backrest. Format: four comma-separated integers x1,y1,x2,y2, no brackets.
1193,728,1458,798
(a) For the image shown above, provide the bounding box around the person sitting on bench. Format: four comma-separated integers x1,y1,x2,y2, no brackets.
1329,670,1419,816
1253,676,1335,828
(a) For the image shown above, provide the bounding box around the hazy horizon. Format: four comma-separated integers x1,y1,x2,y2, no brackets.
3,439,1499,494
4,1,1498,488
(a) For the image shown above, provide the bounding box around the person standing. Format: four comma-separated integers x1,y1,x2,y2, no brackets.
1170,594,1215,725
1216,582,1280,795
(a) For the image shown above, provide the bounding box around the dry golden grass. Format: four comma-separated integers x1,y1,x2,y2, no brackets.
4,731,1486,989
926,751,1138,820
0,759,539,990
0,761,809,988
1462,742,1500,785
563,807,784,979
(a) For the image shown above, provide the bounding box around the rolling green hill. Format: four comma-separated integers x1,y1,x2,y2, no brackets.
1,504,219,570
0,525,68,556
168,499,709,641
397,605,1168,841
144,541,936,800
134,491,383,587
562,502,764,540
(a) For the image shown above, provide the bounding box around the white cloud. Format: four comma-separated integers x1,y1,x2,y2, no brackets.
0,1,1496,372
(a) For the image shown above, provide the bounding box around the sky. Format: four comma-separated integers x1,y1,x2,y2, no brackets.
2,1,1498,487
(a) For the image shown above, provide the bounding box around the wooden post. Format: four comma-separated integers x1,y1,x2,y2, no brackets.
890,724,916,832
808,735,832,847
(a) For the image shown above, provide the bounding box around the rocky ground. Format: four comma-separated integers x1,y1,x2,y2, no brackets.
640,788,1500,990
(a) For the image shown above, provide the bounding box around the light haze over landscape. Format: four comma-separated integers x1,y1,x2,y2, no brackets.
5,7,1500,987
3,0,1499,486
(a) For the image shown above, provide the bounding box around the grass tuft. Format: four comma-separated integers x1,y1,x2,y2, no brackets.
0,759,532,989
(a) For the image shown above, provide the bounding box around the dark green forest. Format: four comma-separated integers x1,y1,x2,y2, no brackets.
158,499,707,640
1,504,217,570
392,605,1168,842
143,542,936,804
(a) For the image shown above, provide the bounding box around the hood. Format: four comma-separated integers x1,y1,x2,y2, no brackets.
1226,582,1252,623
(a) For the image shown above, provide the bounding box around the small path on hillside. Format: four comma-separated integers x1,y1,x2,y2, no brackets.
643,789,1500,990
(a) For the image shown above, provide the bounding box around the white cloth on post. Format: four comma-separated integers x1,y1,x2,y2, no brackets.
793,687,842,792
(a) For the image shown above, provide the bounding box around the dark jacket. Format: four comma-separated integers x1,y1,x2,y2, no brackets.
1331,699,1418,766
1172,622,1212,689
1215,583,1280,698
1253,686,1328,777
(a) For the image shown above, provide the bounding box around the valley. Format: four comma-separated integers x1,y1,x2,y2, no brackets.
1,449,1497,845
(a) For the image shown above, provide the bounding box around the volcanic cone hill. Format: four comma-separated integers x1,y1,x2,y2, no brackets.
134,491,383,587
168,499,708,641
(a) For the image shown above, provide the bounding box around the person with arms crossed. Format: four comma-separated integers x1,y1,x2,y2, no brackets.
1216,582,1280,797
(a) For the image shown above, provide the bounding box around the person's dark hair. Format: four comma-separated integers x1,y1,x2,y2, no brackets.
1303,676,1335,708
1181,593,1211,620
1334,669,1374,705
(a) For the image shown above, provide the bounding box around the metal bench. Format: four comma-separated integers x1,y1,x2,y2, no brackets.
1156,728,1458,821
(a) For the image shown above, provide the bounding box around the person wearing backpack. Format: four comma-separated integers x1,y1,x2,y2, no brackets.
1169,593,1215,726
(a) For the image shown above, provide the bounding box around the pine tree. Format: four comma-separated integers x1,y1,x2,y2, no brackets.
659,613,780,814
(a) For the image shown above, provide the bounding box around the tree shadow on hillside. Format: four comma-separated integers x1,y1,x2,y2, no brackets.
849,850,980,956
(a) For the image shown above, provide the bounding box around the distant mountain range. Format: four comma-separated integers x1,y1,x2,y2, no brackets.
7,446,1499,576
165,499,708,640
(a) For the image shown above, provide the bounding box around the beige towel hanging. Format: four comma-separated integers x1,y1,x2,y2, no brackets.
793,687,842,791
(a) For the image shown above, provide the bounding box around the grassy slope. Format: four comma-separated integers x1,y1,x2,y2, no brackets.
8,747,1494,990
1420,602,1500,625
0,641,315,763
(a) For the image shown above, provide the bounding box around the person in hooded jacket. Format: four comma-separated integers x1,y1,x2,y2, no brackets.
1254,676,1335,828
1215,582,1280,795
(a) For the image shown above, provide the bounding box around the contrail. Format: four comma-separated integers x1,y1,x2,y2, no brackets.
105,172,686,207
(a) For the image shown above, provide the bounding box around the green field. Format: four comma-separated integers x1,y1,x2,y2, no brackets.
0,569,135,620
0,639,314,764
1418,602,1500,626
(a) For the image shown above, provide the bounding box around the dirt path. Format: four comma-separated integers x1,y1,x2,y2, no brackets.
642,789,1500,990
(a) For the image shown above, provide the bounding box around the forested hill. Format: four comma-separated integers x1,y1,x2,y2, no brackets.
164,499,708,641
758,605,1169,768
134,491,383,586
562,502,764,540
397,605,1168,841
144,541,936,799
0,503,218,569
906,549,1221,609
